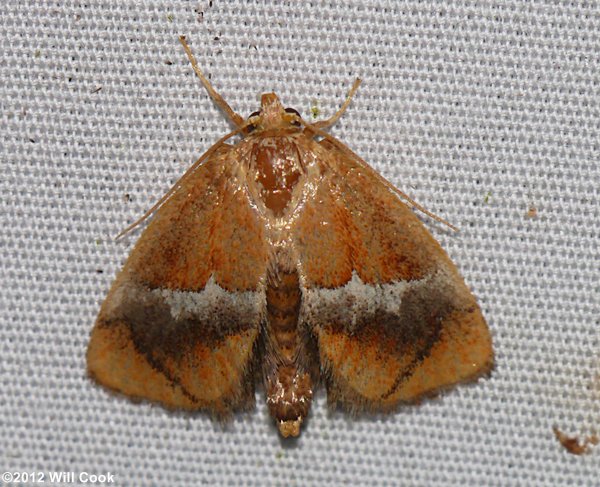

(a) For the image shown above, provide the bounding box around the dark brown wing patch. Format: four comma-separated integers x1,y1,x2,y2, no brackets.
293,138,493,410
87,147,269,415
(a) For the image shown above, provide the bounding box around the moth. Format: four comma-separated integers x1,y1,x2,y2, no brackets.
87,36,494,437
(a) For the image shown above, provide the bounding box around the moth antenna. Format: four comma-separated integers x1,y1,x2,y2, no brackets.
302,121,458,232
311,78,362,130
116,126,243,239
179,35,245,128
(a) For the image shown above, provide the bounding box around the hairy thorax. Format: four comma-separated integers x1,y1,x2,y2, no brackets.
245,135,308,218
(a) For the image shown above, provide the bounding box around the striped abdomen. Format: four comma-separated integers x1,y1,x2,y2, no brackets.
263,268,313,437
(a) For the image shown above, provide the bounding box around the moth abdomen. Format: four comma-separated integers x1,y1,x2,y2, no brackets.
266,269,301,357
263,267,313,437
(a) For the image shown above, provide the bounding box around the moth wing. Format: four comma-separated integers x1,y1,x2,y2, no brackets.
292,139,493,411
87,145,268,415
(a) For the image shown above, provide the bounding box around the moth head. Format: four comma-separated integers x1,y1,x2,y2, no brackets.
245,93,302,134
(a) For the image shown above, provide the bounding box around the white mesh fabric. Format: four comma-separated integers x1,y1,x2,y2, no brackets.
2,1,599,485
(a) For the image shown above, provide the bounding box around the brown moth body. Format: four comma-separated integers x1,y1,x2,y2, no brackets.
87,37,493,437
249,99,319,435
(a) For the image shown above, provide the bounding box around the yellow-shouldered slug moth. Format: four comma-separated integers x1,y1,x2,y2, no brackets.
87,36,494,437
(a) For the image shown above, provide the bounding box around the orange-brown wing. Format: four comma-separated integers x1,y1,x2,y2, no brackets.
292,139,493,411
87,145,269,416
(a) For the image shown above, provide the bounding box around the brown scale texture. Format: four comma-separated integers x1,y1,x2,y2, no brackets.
266,270,301,360
264,268,313,434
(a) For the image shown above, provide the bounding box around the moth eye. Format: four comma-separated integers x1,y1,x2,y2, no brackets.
246,110,261,132
285,107,301,126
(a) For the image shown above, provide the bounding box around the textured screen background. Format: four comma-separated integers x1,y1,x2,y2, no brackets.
2,1,600,485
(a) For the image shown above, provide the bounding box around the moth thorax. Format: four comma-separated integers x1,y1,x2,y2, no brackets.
250,137,304,217
264,266,313,437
